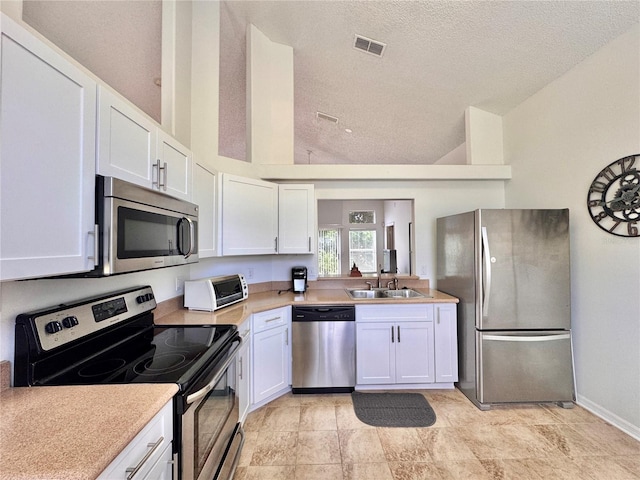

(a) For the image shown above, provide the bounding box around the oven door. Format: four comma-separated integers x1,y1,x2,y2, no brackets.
181,339,244,480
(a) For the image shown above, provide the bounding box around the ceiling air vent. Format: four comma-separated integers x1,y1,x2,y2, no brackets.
316,111,339,124
353,34,386,57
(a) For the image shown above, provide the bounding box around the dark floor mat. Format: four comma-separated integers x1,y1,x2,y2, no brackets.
351,392,436,427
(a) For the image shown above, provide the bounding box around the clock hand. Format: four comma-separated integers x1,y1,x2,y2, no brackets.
598,184,640,206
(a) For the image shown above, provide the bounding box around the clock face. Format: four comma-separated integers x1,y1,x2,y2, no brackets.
587,154,640,237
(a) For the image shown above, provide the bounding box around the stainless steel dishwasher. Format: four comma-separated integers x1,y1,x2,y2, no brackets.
292,305,356,394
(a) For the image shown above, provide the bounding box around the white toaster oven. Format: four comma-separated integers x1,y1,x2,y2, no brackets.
184,274,248,311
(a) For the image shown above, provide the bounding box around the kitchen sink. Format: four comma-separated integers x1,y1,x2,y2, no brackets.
345,288,428,300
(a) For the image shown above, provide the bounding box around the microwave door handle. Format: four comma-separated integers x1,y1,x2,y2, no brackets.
179,217,195,258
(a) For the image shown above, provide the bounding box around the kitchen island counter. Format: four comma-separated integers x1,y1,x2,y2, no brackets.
0,383,177,480
157,288,458,326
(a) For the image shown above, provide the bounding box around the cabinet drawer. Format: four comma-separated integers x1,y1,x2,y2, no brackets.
356,304,433,322
97,400,173,480
253,307,289,333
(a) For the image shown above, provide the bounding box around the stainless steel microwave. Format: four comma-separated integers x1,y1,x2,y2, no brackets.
88,175,198,276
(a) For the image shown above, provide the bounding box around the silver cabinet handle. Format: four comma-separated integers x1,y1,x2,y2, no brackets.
391,326,394,343
125,436,164,479
308,236,311,252
239,355,243,380
265,316,281,323
285,327,289,346
397,325,401,343
161,162,168,191
153,159,161,188
275,237,278,252
481,226,492,318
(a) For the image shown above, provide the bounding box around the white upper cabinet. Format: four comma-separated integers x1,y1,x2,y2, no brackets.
0,15,97,280
97,85,192,201
219,174,315,256
158,130,192,200
192,163,218,258
97,86,156,186
278,184,315,254
220,174,279,256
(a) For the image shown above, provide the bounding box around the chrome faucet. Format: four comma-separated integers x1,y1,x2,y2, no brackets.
365,281,373,290
386,277,399,290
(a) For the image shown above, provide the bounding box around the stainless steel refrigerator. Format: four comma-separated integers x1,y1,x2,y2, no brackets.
436,209,575,410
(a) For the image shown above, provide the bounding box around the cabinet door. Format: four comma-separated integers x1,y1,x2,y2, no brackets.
0,17,97,280
278,184,315,254
97,85,156,187
395,321,435,384
193,163,217,257
356,322,395,384
221,174,278,255
434,303,459,383
237,331,251,422
252,324,290,404
158,130,192,201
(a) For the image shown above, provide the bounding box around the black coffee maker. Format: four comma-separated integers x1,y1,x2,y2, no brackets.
292,266,308,293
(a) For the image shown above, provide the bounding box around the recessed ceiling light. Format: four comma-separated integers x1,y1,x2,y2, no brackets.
345,128,353,134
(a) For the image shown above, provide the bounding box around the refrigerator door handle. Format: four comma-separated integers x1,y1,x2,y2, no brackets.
481,226,492,318
483,334,571,342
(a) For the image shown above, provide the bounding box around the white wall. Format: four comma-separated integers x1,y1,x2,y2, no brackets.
315,180,505,284
503,25,640,436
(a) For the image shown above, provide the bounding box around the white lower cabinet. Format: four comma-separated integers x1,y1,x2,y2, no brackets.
98,400,173,480
356,303,457,387
237,320,251,423
356,305,434,385
251,307,291,405
434,303,459,383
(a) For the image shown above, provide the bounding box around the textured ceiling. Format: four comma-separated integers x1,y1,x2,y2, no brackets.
219,0,639,165
23,0,162,122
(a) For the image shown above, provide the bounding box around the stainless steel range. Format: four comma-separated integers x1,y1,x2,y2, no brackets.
14,285,243,480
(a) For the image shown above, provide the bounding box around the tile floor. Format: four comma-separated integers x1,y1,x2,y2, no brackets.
234,389,640,480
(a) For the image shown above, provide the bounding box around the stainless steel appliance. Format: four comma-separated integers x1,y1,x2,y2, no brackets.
291,305,355,393
184,274,249,311
436,209,575,410
292,266,308,293
88,175,198,276
14,286,243,480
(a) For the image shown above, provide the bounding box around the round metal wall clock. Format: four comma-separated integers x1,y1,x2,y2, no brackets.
587,154,640,237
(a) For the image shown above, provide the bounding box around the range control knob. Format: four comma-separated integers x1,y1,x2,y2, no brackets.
45,321,63,334
62,316,79,328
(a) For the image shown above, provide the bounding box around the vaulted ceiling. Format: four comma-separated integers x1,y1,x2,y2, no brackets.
22,1,640,167
219,1,639,165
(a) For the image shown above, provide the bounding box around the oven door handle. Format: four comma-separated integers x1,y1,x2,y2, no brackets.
186,341,241,405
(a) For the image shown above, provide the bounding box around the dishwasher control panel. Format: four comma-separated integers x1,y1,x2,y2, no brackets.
292,305,355,321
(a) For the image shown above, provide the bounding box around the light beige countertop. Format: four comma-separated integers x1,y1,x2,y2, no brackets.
157,288,459,326
0,383,177,480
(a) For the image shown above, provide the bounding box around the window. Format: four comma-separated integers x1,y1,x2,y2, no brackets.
318,228,341,276
349,230,377,273
349,210,375,224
